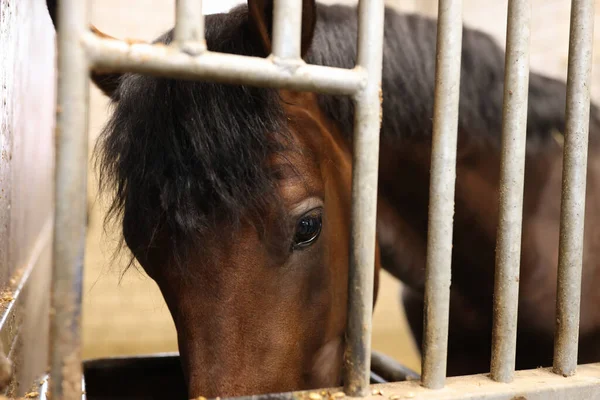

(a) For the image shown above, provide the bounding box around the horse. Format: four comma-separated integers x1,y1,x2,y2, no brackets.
45,0,600,398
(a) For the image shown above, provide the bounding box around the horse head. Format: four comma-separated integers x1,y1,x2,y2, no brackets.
60,1,382,397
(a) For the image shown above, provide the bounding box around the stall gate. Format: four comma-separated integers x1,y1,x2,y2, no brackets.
0,0,56,397
37,0,600,399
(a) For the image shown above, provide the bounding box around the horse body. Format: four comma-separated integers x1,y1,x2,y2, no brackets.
46,0,600,397
310,3,600,377
396,125,600,376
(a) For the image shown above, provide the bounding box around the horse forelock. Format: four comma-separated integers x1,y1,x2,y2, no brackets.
94,6,293,269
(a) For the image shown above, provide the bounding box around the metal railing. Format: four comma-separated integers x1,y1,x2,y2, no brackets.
49,0,598,399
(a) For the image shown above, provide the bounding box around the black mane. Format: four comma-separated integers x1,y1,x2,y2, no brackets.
96,6,288,266
307,4,600,146
96,3,600,267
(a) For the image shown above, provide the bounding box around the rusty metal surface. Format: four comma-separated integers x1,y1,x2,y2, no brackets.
0,0,56,397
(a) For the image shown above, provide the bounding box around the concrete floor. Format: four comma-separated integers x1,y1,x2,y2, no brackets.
81,0,600,377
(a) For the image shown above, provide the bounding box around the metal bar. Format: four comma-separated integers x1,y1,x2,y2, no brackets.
370,350,421,382
83,33,365,95
226,363,600,400
369,371,387,384
490,0,531,383
342,0,385,396
272,0,303,60
553,0,596,377
31,363,600,400
175,0,205,54
49,0,90,398
421,0,463,390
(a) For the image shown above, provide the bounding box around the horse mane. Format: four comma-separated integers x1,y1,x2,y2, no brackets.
307,4,600,146
95,6,289,268
95,3,600,269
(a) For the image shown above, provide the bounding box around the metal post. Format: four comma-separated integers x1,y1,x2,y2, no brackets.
421,0,463,390
49,0,90,398
272,0,303,60
343,0,385,396
175,0,205,54
553,0,595,377
490,0,531,383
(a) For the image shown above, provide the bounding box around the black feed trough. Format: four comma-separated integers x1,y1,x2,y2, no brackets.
35,351,419,400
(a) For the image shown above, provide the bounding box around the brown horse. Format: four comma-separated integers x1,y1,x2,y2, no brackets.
46,0,600,398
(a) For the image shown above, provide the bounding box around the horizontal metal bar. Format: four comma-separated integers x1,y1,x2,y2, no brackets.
27,363,600,400
343,0,385,396
490,0,531,383
553,0,596,377
175,0,205,54
272,0,303,60
83,34,365,95
207,363,600,400
370,350,421,382
421,0,463,390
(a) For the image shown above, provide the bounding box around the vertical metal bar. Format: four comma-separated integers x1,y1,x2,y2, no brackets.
272,0,303,60
421,0,462,390
490,0,531,383
50,0,90,398
553,0,595,377
175,0,205,53
343,0,385,396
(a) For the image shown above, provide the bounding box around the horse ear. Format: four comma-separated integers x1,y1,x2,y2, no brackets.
247,0,317,58
45,0,123,99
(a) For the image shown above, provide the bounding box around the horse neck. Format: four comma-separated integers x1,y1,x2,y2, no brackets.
376,124,600,323
375,134,506,293
523,140,600,336
311,3,600,302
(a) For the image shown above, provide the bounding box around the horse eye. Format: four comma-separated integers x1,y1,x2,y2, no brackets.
292,210,322,250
